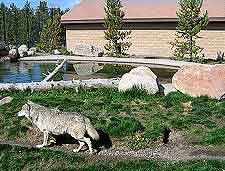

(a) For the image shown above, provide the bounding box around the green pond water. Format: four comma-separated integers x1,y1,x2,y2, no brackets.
0,62,177,83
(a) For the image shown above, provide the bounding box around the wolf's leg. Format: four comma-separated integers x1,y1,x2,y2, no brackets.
80,137,93,154
73,141,85,153
36,131,49,148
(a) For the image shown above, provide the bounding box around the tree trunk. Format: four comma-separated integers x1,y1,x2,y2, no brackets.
42,59,67,82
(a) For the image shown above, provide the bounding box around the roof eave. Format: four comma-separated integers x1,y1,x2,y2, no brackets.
61,17,225,24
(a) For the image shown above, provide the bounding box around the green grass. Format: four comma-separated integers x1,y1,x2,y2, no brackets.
0,144,84,171
1,144,225,171
1,88,225,149
81,160,225,171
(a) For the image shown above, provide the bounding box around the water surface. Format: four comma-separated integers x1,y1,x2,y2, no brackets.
0,62,177,83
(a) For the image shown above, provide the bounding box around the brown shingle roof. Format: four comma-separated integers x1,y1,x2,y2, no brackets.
61,0,225,23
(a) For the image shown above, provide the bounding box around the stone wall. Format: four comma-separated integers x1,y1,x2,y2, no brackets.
65,22,225,59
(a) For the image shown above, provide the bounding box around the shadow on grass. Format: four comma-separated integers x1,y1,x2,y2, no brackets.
51,129,112,152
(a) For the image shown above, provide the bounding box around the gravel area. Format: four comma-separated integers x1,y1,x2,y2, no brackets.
1,139,225,162
1,129,225,162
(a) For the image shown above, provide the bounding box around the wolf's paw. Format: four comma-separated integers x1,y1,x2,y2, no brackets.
73,149,80,153
36,144,44,148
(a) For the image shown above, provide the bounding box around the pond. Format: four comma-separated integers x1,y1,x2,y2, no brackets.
0,62,177,84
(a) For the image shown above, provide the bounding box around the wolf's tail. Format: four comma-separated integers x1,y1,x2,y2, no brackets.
85,118,99,140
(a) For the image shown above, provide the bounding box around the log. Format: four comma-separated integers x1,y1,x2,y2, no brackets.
42,59,67,82
0,78,120,91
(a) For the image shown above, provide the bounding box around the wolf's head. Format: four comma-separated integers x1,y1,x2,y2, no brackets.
17,100,32,118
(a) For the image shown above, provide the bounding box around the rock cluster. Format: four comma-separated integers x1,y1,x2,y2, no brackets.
119,63,225,100
9,45,37,58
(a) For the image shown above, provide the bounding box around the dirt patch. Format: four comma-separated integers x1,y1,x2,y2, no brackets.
27,128,43,145
1,137,225,162
1,125,225,162
191,149,225,157
182,101,192,115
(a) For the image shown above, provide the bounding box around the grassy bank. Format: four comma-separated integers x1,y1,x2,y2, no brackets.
1,88,225,149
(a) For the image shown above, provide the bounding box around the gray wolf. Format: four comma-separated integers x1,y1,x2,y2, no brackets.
17,100,99,154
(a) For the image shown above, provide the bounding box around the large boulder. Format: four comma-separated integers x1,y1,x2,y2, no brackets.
18,45,28,57
172,64,225,100
9,49,17,56
119,67,159,94
74,44,103,57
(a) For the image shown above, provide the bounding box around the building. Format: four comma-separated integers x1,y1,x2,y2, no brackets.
61,0,225,59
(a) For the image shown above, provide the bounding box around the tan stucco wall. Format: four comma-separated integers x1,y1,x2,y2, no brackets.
66,29,106,51
66,23,225,59
198,31,225,58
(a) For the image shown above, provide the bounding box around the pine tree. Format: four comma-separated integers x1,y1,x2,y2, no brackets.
0,1,67,49
171,0,209,62
38,11,62,52
50,11,62,51
21,1,33,48
104,0,132,57
0,3,7,44
35,1,49,43
9,4,19,48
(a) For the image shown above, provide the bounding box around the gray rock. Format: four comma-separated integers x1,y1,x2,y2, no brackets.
0,96,13,106
18,45,28,52
27,50,35,56
53,49,61,55
161,83,177,96
74,44,103,57
29,47,37,53
9,49,17,56
119,67,159,94
18,45,28,57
